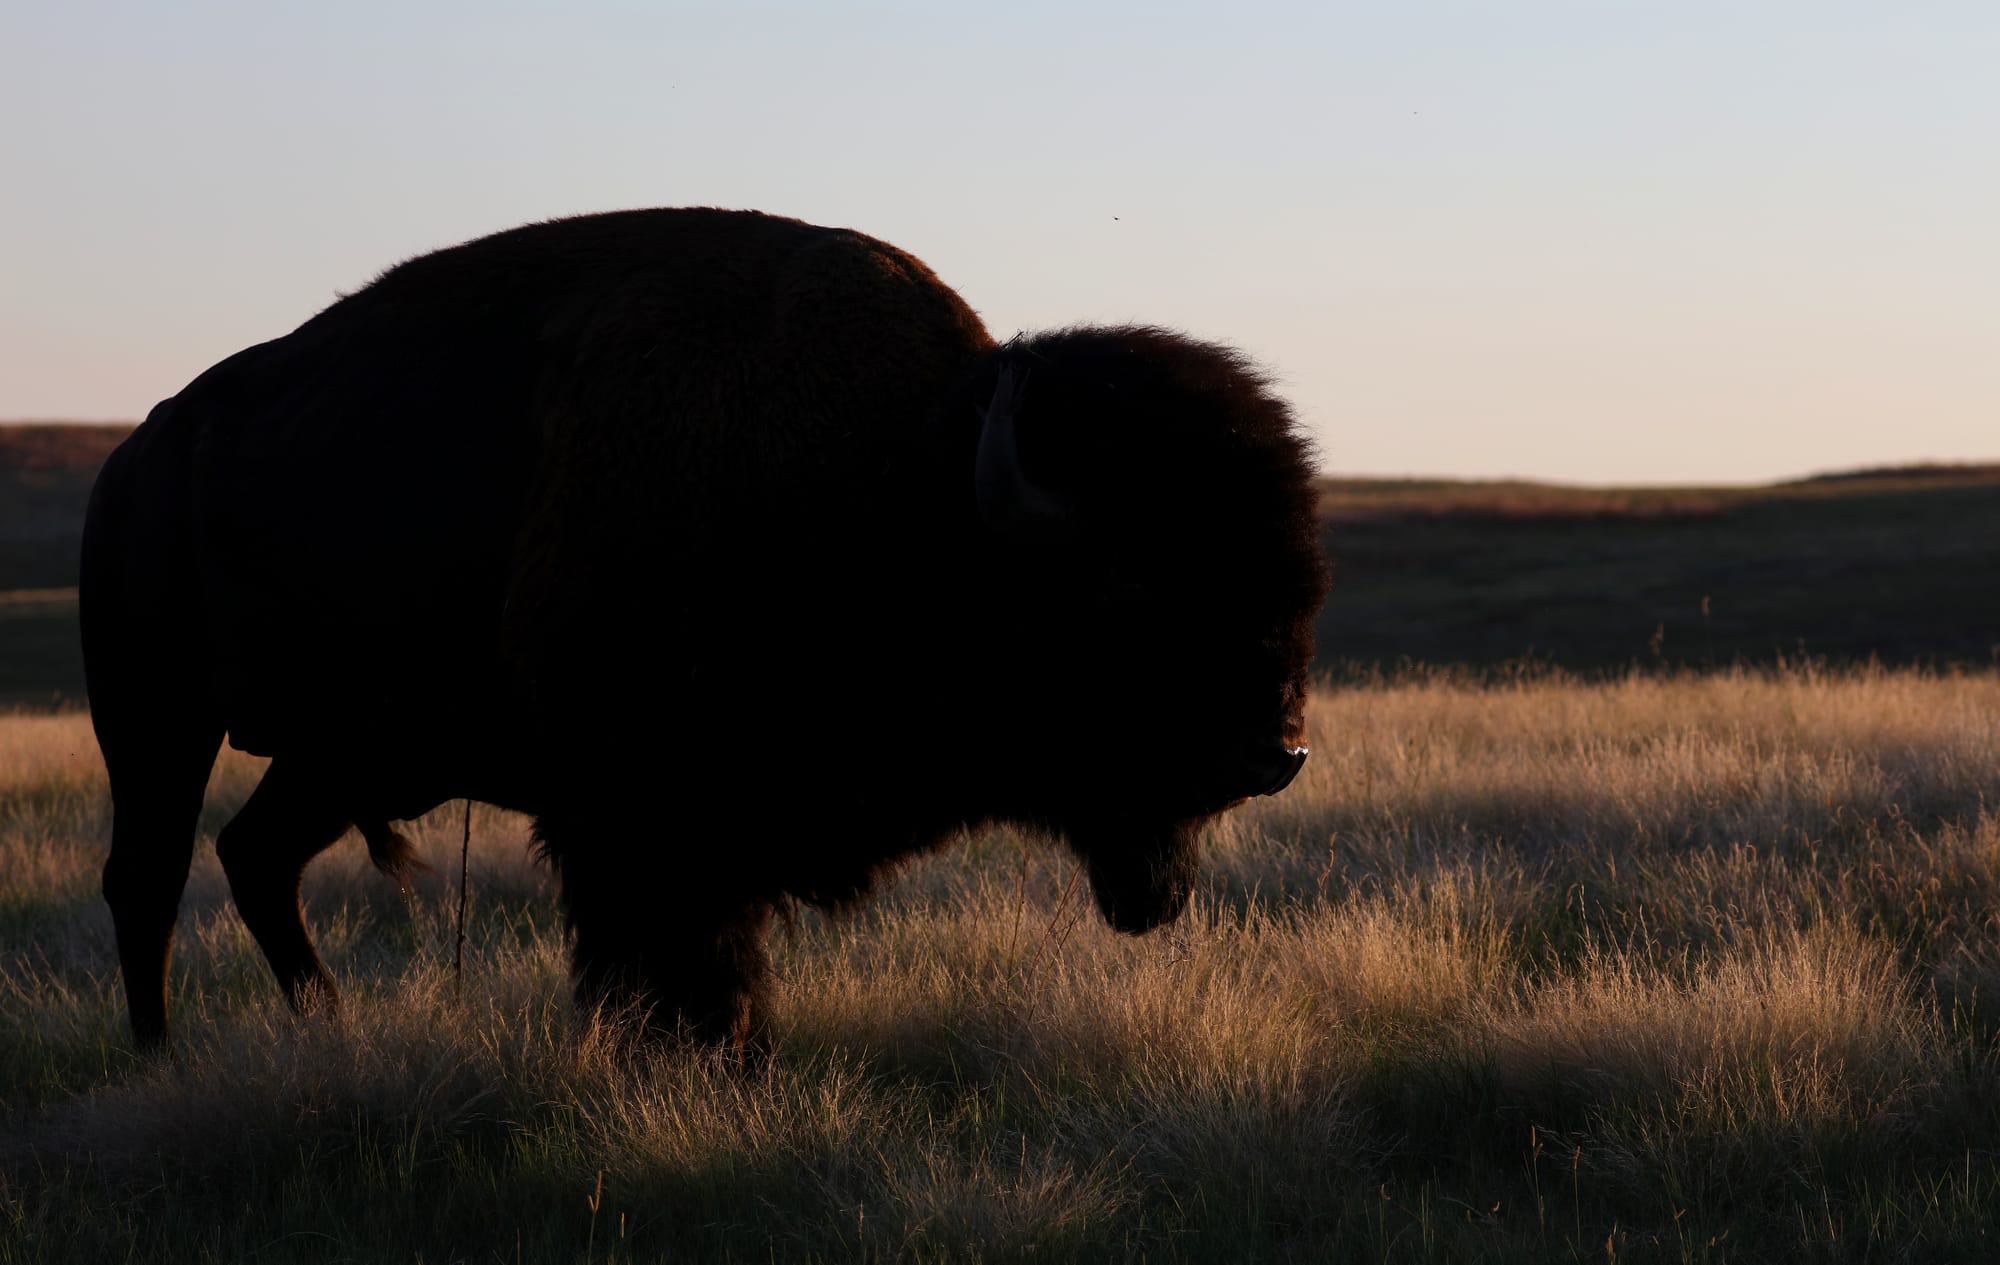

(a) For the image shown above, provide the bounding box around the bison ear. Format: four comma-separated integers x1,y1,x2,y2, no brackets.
974,365,1075,537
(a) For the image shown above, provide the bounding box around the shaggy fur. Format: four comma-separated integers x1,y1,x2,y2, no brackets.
81,208,1327,1049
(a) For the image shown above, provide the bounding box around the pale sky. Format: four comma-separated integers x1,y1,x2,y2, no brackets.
3,2,1995,483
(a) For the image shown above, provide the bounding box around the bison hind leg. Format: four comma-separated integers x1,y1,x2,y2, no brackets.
95,708,224,1050
215,761,356,1015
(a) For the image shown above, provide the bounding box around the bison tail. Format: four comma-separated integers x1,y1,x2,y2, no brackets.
356,819,427,888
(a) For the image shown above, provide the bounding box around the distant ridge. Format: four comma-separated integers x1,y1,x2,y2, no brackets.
0,422,133,468
1789,462,2000,485
0,424,134,587
0,419,135,429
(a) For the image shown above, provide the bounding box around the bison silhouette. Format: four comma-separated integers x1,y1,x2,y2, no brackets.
82,208,1327,1049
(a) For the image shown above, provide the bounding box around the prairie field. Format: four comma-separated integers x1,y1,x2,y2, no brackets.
3,666,2000,1262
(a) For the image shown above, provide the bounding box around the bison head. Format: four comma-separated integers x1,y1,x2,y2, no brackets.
966,326,1327,934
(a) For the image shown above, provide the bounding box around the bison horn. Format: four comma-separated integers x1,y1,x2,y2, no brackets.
974,365,1073,535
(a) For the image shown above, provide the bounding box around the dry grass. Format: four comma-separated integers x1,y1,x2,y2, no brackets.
4,667,2000,1261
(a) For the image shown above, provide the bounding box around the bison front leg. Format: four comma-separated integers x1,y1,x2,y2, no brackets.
572,902,773,1050
542,824,772,1048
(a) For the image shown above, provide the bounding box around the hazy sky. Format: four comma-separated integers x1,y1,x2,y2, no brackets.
3,2,1995,483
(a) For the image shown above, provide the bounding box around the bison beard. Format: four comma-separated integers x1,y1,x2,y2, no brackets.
80,208,1326,1050
539,814,774,1047
1075,817,1204,935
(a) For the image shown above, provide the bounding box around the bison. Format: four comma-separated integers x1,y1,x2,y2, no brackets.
82,207,1327,1049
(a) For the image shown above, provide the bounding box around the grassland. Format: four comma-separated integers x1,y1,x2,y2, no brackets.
5,665,2000,1261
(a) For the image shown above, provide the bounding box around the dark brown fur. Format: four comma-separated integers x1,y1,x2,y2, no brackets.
81,208,1327,1049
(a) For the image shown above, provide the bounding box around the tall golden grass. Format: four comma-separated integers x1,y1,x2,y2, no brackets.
3,665,1999,1261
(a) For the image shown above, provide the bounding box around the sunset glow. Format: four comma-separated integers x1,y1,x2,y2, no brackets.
3,2,1995,482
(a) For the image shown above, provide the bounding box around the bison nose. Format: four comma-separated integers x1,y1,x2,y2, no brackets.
1262,744,1309,796
1235,741,1308,799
